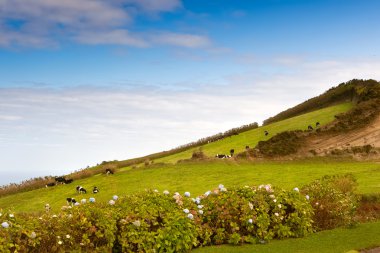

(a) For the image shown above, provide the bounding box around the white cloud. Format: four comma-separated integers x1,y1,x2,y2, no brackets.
0,0,209,48
152,32,211,48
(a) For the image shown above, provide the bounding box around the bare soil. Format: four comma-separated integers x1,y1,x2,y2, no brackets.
300,115,380,159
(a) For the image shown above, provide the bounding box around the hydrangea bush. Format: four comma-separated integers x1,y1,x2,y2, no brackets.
0,176,358,252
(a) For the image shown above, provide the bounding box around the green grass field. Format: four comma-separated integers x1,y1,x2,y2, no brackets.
155,102,353,163
1,159,379,214
193,221,380,253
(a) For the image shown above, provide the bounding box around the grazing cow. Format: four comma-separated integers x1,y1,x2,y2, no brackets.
230,149,235,156
105,169,114,175
245,145,250,150
64,178,73,184
93,186,99,194
264,130,269,136
308,125,314,130
66,198,76,206
76,185,87,194
45,204,51,212
46,182,55,187
316,122,320,127
55,176,66,184
215,154,227,159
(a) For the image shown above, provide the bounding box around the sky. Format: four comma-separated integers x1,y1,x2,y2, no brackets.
1,0,380,186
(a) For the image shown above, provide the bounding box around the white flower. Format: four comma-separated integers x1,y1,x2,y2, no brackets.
198,210,204,215
9,214,14,218
248,202,253,210
204,191,211,196
132,220,141,227
80,243,84,246
306,195,310,200
265,184,272,192
218,184,224,190
89,197,95,203
273,199,277,203
1,222,9,228
109,200,115,205
315,202,319,206
57,236,61,239
197,205,204,209
278,204,282,209
183,209,189,214
220,187,227,192
66,234,70,239
187,213,194,219
81,199,87,204
174,192,180,196
58,240,63,245
113,195,119,201
30,232,36,239
293,187,299,192
0,213,2,217
195,197,201,204
275,212,279,217
52,215,58,218
269,194,275,199
248,219,253,224
184,192,191,197
153,189,159,193
74,202,80,206
163,190,170,195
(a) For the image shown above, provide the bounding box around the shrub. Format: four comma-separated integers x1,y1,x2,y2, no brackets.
256,131,305,157
301,174,359,230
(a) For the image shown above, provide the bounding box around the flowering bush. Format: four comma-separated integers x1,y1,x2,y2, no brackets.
2,178,352,252
199,185,313,245
301,174,359,230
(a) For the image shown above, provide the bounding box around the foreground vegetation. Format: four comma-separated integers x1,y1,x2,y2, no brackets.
0,175,364,252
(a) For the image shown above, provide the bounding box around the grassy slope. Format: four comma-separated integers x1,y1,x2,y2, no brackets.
155,103,353,163
1,159,379,213
193,221,380,253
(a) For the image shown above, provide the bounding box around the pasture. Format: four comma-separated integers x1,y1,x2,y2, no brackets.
154,102,353,163
1,159,379,213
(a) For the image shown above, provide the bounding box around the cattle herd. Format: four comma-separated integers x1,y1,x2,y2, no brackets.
214,122,320,159
44,169,114,209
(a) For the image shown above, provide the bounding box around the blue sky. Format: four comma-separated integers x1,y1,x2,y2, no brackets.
1,0,380,185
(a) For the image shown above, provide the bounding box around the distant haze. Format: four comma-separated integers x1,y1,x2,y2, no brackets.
1,0,380,186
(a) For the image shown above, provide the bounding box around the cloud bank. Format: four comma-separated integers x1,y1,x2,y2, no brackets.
0,0,210,48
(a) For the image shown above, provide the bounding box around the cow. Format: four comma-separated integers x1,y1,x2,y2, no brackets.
215,154,227,159
76,186,87,194
64,178,73,184
105,169,114,175
66,198,76,206
230,149,235,156
264,130,269,136
308,125,314,130
46,182,55,187
45,204,51,212
93,186,99,194
316,122,320,127
245,145,250,150
55,176,66,184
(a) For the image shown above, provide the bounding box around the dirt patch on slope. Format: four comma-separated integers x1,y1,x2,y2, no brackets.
301,115,380,159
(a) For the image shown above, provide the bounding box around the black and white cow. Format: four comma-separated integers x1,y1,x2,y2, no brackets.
264,130,269,136
215,154,227,159
308,125,314,130
230,149,235,156
316,122,320,127
66,197,76,206
76,186,87,194
55,176,66,184
92,186,99,194
105,169,114,175
245,145,250,150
